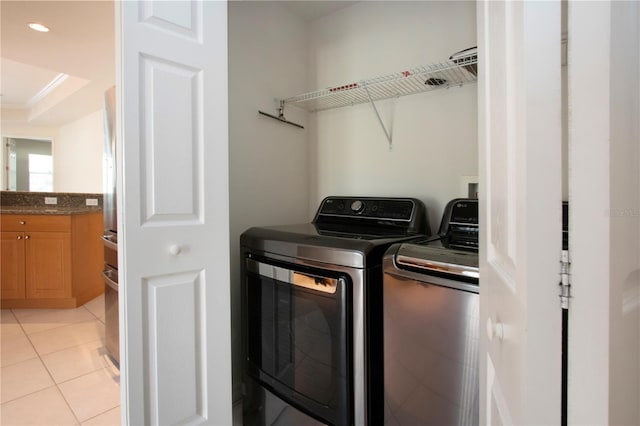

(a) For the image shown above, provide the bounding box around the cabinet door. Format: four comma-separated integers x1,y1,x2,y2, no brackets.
25,232,71,299
1,232,26,299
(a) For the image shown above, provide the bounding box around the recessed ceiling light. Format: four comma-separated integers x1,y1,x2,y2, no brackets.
28,22,50,32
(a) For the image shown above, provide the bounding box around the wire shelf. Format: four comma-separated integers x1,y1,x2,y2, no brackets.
283,51,477,112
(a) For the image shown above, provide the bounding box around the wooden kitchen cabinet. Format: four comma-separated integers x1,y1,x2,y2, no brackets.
0,213,103,308
1,231,26,299
25,231,72,299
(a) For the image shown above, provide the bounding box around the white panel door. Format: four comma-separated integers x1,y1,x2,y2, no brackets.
478,1,563,424
116,1,231,424
567,2,640,425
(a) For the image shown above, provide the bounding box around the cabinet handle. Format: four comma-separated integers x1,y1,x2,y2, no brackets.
19,221,26,225
17,235,22,240
24,235,30,240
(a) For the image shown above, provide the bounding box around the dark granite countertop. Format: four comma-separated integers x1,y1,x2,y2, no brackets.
0,206,103,215
1,191,103,215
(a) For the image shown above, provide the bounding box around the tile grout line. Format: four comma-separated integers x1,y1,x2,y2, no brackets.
76,400,121,425
0,310,45,406
4,298,114,425
10,307,84,425
14,304,100,336
19,319,105,360
57,365,121,425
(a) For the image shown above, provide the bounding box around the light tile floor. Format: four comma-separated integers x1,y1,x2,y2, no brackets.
1,294,121,425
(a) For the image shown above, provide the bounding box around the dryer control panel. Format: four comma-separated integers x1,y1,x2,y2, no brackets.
316,197,415,221
313,196,430,236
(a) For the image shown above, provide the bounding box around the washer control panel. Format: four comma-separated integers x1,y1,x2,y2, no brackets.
350,200,364,213
316,197,416,221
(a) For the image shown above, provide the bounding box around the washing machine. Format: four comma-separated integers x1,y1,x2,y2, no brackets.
383,198,479,425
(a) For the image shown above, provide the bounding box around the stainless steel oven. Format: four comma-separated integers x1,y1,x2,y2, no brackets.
102,86,119,365
241,196,430,426
102,231,119,365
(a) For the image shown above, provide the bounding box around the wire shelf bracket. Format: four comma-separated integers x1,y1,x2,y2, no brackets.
258,100,304,129
280,50,478,147
363,85,393,150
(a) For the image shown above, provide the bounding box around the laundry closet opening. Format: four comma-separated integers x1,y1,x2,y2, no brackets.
228,0,479,414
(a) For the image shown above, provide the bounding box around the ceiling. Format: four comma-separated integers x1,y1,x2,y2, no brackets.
0,0,357,129
1,1,115,128
282,1,358,21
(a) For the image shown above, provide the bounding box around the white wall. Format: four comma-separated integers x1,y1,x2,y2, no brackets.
608,1,640,424
308,1,478,231
0,123,59,140
54,109,103,193
228,1,310,400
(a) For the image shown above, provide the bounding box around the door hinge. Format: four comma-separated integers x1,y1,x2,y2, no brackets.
559,249,571,309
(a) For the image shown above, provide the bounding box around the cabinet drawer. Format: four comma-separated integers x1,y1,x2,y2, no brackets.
1,215,71,232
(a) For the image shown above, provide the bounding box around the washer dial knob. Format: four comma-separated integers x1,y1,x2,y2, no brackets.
350,200,364,213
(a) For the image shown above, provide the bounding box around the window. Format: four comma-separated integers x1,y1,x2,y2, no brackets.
28,153,53,192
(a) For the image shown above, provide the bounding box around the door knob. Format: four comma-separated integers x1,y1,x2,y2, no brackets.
17,235,22,240
169,244,183,255
486,317,505,342
24,235,30,240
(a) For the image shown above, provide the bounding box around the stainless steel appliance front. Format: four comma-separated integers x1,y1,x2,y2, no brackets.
242,250,366,426
102,86,119,365
383,198,479,425
102,230,118,364
383,253,479,425
241,196,430,426
103,261,119,364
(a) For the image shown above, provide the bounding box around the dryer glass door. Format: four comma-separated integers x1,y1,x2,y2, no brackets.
245,258,352,425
